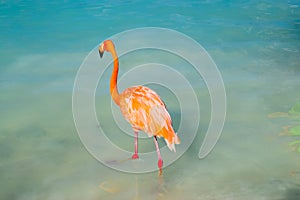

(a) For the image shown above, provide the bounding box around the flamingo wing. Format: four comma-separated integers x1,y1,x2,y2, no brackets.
119,86,180,151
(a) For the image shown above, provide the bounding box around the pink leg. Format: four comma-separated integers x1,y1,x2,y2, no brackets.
153,136,163,176
132,131,139,159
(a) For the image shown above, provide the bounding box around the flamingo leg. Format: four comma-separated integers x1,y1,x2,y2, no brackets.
153,136,163,176
132,131,139,159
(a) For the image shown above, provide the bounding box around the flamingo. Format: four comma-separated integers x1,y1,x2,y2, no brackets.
99,40,180,175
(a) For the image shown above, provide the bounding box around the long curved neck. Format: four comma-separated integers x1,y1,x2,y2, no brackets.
110,50,120,105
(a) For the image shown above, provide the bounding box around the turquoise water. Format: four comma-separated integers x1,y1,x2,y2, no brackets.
1,1,300,199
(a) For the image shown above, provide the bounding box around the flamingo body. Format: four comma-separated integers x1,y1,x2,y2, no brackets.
119,85,180,151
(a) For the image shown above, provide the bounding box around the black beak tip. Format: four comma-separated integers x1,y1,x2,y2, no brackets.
99,50,104,58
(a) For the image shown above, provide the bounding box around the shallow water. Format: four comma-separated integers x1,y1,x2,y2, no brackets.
1,1,300,199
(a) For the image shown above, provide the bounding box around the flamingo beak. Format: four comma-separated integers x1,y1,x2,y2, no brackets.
99,50,104,58
99,43,104,58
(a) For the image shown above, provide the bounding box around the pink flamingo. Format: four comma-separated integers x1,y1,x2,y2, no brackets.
99,40,180,175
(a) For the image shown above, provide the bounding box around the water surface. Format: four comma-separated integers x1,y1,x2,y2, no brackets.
1,1,300,199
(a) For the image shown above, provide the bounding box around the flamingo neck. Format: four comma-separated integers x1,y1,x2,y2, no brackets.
110,50,120,105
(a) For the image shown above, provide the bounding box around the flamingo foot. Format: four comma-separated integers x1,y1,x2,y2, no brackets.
158,159,163,176
132,153,139,159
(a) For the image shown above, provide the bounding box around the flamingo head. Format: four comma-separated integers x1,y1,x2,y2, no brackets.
99,40,115,58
